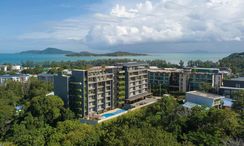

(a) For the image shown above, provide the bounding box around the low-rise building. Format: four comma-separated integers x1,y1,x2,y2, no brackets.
223,77,244,88
218,77,244,98
38,73,54,83
0,65,8,72
185,91,224,108
11,65,21,71
0,74,30,84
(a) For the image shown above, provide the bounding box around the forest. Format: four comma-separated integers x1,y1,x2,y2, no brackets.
0,79,243,146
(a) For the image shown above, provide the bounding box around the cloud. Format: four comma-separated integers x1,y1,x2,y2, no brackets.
19,0,244,50
85,0,244,47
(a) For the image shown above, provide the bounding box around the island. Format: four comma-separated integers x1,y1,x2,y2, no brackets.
19,48,75,54
66,51,148,57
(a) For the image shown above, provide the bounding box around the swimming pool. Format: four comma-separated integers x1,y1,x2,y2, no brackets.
102,109,126,118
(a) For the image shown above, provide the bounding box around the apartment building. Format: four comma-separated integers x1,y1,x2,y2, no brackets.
188,68,223,91
123,62,151,104
148,68,187,91
54,62,150,117
148,67,223,92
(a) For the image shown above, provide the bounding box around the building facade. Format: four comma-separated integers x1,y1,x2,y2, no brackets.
185,91,224,108
218,77,244,98
38,73,54,83
54,62,150,117
148,67,223,93
0,74,30,84
123,62,151,104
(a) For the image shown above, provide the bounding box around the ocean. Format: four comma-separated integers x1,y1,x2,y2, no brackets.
0,52,230,64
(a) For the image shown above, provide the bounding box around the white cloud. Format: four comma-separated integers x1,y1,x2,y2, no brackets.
19,0,244,49
85,0,244,47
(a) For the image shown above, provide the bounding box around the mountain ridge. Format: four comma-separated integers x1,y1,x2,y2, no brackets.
19,48,75,54
65,51,147,57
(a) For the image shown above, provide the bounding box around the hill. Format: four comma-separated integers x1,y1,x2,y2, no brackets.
219,52,244,75
66,51,147,57
19,48,74,54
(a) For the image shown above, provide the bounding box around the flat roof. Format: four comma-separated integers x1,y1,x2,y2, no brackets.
122,62,148,67
149,68,183,73
220,86,244,90
230,77,244,81
0,74,30,78
192,67,219,70
38,73,54,77
182,101,201,109
126,92,152,102
187,91,224,99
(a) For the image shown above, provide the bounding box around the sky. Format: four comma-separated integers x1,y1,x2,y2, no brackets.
0,0,244,53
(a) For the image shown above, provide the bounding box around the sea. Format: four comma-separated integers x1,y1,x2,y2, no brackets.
0,52,230,65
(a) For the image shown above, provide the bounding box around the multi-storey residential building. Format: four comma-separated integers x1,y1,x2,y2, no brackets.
54,62,150,117
149,68,188,93
148,67,223,93
188,68,223,91
123,62,151,104
70,68,114,117
106,66,125,107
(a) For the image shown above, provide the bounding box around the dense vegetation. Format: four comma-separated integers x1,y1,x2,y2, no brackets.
219,52,244,75
0,79,243,145
1,53,243,145
21,59,178,74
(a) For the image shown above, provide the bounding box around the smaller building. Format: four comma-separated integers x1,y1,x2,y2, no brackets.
219,86,244,98
0,65,8,72
223,77,244,88
186,91,224,108
38,73,54,83
11,65,21,71
0,74,30,84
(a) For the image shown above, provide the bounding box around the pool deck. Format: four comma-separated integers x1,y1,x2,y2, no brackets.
80,97,159,125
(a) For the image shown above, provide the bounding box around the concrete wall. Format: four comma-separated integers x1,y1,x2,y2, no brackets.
54,75,70,107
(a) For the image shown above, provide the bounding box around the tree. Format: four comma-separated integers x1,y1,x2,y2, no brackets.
179,60,184,68
48,120,100,146
28,95,64,125
199,82,213,92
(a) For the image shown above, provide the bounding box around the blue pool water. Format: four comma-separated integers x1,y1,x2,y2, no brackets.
102,109,126,118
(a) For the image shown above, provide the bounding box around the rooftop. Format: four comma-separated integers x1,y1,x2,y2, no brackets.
0,74,30,78
187,91,224,99
149,68,183,73
38,73,54,77
230,77,244,81
182,101,201,109
122,62,148,67
220,86,244,90
192,67,219,71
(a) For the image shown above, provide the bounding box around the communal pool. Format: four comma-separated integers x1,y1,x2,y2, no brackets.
102,109,126,118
